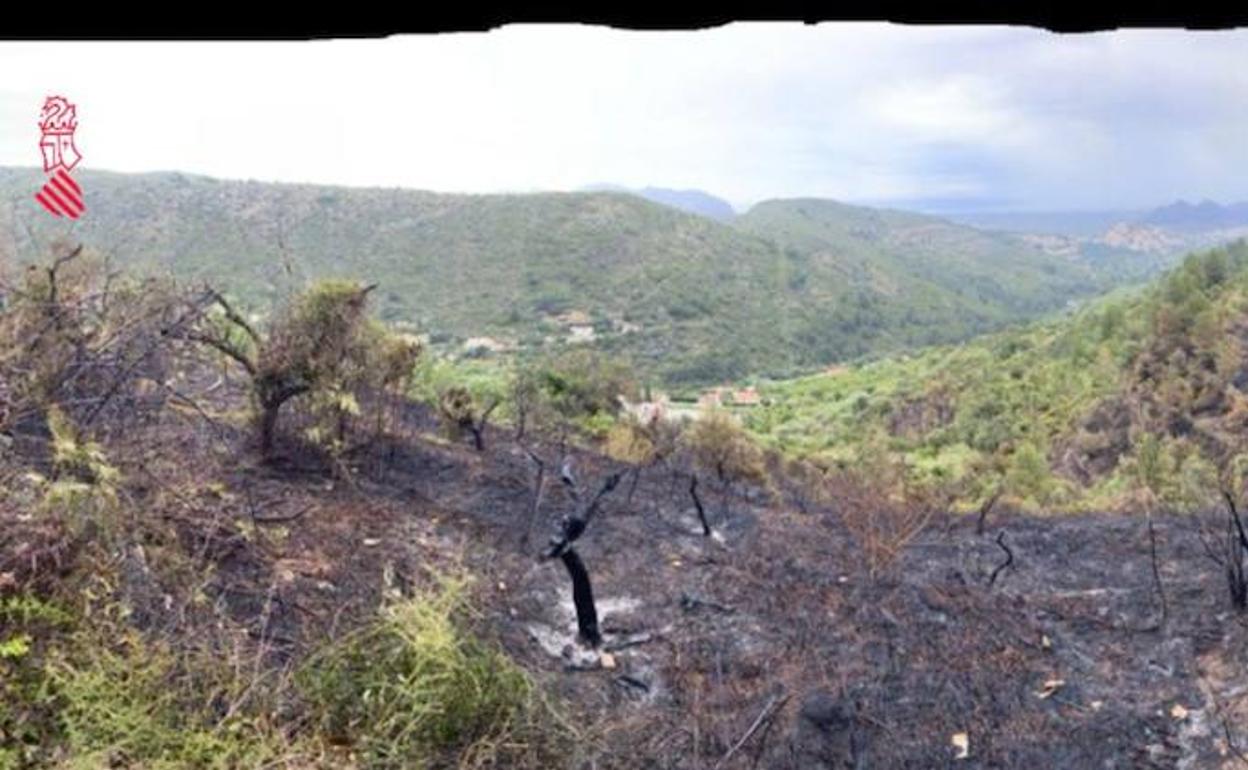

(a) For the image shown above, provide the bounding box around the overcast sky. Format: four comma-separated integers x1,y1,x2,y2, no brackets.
1,24,1245,212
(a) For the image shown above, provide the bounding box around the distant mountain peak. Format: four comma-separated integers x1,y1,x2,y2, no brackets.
1139,199,1248,230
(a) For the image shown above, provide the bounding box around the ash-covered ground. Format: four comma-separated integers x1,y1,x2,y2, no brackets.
7,374,1247,769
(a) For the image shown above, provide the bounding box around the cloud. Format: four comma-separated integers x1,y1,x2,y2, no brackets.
0,25,1245,211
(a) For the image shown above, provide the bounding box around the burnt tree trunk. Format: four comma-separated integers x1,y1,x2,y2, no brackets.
690,474,712,537
626,466,642,507
255,384,308,457
544,472,622,649
975,489,1002,537
465,399,499,452
560,548,601,646
259,401,281,456
1224,493,1248,611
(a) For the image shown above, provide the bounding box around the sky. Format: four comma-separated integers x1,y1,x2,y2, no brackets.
0,24,1246,213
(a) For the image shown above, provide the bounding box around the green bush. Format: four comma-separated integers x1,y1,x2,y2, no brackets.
42,629,285,770
297,577,567,769
0,587,292,770
1,595,74,769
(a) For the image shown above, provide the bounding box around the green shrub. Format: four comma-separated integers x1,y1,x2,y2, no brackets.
0,595,74,768
42,629,284,770
297,577,567,769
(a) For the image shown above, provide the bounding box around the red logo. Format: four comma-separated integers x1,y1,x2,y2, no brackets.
34,96,85,219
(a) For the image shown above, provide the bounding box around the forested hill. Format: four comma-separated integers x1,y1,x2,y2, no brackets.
0,167,1157,385
748,240,1248,513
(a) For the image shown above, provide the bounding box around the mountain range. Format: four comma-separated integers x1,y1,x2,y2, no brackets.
0,167,1190,386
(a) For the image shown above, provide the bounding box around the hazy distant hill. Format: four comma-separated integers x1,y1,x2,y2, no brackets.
581,184,736,221
944,205,1238,277
944,209,1142,238
0,167,1146,385
637,187,736,221
950,201,1248,249
1138,199,1248,231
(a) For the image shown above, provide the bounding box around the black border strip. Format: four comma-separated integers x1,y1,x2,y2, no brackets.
3,3,1246,39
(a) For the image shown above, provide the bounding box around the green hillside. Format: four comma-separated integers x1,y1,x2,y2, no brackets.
746,239,1248,512
0,168,1156,386
736,197,1162,310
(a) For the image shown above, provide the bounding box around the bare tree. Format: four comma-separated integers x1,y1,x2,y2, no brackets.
540,464,623,647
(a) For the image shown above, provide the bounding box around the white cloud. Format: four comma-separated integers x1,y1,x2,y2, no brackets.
0,25,1246,210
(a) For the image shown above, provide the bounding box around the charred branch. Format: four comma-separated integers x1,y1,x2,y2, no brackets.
626,466,642,507
521,446,548,548
712,692,789,770
690,473,712,537
1223,491,1248,551
988,531,1015,588
467,398,499,451
975,489,1002,537
1146,511,1168,628
1226,495,1248,611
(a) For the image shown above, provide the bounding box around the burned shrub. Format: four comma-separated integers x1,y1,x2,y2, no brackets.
683,409,768,490
437,385,500,451
0,244,187,437
188,280,420,456
681,408,769,533
603,418,657,467
822,459,946,581
602,417,660,506
777,455,832,515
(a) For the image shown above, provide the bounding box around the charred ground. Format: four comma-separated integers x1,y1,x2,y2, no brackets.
5,356,1247,768
1,251,1247,769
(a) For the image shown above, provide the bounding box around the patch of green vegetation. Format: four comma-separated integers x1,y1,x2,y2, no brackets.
40,627,290,770
0,573,570,770
297,576,568,769
747,240,1248,512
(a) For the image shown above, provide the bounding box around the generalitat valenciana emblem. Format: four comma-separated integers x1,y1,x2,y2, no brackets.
34,96,85,219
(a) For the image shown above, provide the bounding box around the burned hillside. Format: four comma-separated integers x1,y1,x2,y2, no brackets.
2,248,1247,769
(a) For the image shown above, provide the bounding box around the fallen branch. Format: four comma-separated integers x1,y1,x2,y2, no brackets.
250,504,313,525
614,674,651,694
680,592,735,614
603,628,668,652
713,693,789,770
